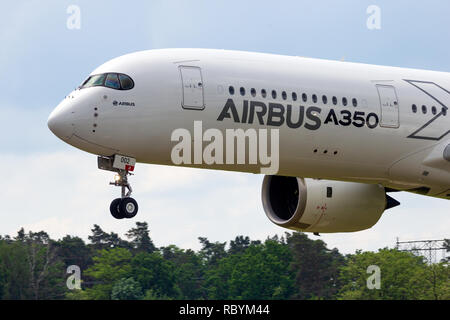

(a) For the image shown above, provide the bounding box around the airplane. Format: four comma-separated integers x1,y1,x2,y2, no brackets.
47,48,450,234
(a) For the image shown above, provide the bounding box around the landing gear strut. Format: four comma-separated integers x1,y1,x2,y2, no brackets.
98,155,139,219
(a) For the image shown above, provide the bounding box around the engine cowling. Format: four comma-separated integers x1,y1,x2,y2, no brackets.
262,176,397,233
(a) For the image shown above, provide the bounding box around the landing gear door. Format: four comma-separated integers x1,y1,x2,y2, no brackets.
376,85,400,128
179,66,205,110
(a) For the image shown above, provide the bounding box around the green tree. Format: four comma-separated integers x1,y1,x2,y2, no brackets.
0,243,5,298
143,289,174,300
126,222,156,253
287,232,344,300
88,225,111,251
84,248,132,299
65,289,91,300
26,235,65,299
198,237,227,266
88,225,130,252
130,252,180,299
14,228,26,242
0,240,31,299
56,235,92,270
0,230,65,300
229,236,261,255
409,262,450,300
204,238,294,299
161,245,205,299
337,248,448,300
111,277,143,300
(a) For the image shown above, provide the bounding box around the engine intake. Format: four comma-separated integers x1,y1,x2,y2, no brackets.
262,176,395,233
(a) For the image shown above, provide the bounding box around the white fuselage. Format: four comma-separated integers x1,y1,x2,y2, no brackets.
48,49,450,200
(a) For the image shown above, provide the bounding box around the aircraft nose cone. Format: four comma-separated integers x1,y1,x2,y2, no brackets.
47,106,73,140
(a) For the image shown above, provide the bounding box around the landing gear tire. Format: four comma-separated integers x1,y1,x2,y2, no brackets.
110,198,124,219
98,155,139,220
119,197,138,219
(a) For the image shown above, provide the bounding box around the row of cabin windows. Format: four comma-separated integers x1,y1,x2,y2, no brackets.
229,86,358,107
411,104,447,116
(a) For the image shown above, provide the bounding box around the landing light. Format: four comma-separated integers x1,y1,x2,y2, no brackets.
114,174,121,182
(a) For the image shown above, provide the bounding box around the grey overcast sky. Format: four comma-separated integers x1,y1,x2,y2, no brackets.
1,0,449,254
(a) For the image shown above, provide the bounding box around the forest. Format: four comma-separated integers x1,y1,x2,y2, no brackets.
0,222,448,300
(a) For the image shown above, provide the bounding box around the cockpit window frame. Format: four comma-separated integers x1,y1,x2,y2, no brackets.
79,72,134,91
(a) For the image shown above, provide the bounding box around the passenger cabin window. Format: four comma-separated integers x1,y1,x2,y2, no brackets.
229,86,235,95
332,96,337,105
302,93,307,102
81,73,134,90
432,106,437,115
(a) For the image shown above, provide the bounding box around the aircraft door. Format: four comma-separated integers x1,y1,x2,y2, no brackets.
376,85,400,128
179,66,204,110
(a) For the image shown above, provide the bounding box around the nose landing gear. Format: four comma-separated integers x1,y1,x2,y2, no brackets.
109,170,138,219
98,155,139,219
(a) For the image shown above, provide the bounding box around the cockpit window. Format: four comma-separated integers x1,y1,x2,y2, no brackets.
80,73,134,90
105,73,120,89
82,74,106,88
119,74,134,90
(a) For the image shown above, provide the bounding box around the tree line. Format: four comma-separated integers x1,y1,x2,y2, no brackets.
0,222,448,300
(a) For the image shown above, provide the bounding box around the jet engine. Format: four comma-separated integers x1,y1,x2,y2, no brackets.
261,176,400,233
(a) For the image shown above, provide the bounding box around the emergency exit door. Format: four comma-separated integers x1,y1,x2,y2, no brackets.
179,66,204,110
376,85,399,128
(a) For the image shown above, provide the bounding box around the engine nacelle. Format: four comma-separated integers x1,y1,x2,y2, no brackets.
262,176,395,233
